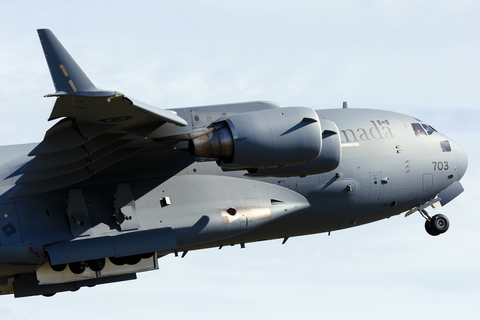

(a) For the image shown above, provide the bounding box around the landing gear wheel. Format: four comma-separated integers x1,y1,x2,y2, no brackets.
109,256,130,266
430,214,449,234
127,254,142,265
142,252,154,259
69,261,86,274
88,258,106,272
42,293,56,297
425,219,440,236
50,263,67,272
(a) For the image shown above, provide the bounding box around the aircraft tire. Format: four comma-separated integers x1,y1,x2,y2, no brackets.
42,293,56,297
50,263,67,272
142,252,154,259
127,254,142,265
109,256,130,266
425,220,440,236
88,258,106,272
430,214,449,234
69,261,86,274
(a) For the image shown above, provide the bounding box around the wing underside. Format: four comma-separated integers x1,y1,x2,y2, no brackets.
10,30,187,199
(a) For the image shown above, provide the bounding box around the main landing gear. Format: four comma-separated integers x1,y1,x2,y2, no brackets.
420,209,449,236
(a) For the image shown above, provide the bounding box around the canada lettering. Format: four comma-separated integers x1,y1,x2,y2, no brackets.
340,120,395,143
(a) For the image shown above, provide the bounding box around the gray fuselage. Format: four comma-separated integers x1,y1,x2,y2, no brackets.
0,106,467,280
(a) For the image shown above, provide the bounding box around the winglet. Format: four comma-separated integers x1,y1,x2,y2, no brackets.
37,29,117,97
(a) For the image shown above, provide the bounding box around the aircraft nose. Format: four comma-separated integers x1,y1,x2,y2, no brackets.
452,140,468,181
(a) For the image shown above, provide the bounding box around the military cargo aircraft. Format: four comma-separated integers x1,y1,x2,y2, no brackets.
0,29,468,298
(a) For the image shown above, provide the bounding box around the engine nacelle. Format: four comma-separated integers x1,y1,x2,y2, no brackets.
189,107,322,168
246,119,342,177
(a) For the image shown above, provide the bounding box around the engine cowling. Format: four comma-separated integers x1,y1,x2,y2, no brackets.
189,107,322,168
246,119,342,177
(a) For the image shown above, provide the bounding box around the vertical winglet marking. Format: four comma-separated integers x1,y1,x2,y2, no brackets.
60,64,69,77
68,80,78,92
37,29,117,97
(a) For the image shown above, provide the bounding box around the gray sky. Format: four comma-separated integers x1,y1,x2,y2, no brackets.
1,1,479,319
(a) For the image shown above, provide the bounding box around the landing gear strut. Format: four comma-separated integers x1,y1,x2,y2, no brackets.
421,210,449,236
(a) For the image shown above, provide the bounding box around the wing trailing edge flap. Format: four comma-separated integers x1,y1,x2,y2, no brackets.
14,29,190,198
11,147,142,199
13,114,165,198
28,120,116,156
46,227,177,266
11,118,137,197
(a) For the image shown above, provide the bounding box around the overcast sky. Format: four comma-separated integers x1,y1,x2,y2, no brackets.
1,1,479,319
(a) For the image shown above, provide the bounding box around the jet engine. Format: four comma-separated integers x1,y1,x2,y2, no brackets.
189,107,322,168
246,119,342,177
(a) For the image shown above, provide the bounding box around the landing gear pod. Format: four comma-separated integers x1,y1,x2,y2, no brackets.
189,107,322,168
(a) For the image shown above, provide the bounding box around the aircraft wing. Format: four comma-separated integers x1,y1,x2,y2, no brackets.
9,29,187,199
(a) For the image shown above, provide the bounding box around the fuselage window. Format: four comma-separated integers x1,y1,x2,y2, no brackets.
441,140,451,152
411,123,427,136
422,124,435,135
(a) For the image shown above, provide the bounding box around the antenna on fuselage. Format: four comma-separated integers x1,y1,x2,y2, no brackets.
343,102,348,109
